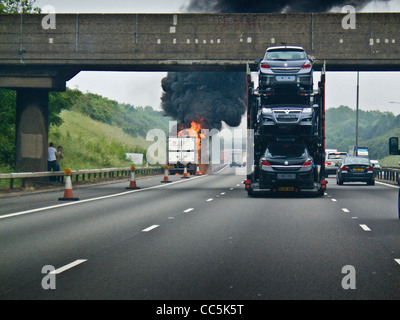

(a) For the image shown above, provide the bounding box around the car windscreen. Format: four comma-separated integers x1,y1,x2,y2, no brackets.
264,49,306,61
343,157,370,165
265,144,307,158
327,153,347,160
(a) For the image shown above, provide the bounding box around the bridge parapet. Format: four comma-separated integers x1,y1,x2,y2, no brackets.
1,12,400,77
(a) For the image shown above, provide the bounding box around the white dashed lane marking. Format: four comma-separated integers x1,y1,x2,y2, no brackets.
359,224,371,232
142,225,160,232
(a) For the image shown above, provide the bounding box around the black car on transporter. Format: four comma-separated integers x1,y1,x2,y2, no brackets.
258,46,313,93
259,141,315,192
336,156,375,185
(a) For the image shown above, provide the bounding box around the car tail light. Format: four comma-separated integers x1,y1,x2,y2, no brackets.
261,161,271,167
341,165,349,172
325,162,331,166
302,62,311,69
260,62,270,69
367,165,374,172
302,160,312,167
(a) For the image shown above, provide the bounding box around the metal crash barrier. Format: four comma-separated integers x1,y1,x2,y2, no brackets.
0,167,163,190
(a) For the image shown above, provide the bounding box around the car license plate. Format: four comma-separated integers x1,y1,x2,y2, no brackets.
278,187,295,192
276,76,295,81
277,173,296,180
335,162,340,166
278,115,297,119
352,168,364,172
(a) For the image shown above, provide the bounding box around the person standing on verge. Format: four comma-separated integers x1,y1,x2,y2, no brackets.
47,142,57,181
56,145,64,182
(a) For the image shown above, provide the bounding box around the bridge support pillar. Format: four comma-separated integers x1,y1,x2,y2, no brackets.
15,89,49,173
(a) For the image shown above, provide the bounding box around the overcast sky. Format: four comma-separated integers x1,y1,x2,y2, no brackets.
35,0,400,115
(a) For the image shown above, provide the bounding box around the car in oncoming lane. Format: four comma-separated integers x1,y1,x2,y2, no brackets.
336,156,375,185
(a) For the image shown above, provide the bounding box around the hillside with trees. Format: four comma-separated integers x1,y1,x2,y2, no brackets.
325,105,400,161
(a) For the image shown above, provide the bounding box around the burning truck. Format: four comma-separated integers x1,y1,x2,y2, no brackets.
167,121,210,176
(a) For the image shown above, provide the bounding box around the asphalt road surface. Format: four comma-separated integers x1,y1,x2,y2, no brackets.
1,167,400,301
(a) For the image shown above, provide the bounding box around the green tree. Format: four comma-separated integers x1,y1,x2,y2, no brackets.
0,89,17,165
49,88,82,127
0,88,82,168
0,0,41,13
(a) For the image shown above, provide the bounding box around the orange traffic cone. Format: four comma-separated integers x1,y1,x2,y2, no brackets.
195,164,201,175
182,164,190,179
126,166,140,189
161,165,172,183
58,168,79,201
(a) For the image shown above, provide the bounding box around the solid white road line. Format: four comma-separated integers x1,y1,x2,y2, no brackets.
183,208,194,213
142,225,160,232
376,181,399,189
50,259,87,275
359,224,371,231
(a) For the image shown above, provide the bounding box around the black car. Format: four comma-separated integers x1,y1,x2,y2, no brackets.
336,156,375,185
258,104,316,135
258,46,313,93
259,141,315,192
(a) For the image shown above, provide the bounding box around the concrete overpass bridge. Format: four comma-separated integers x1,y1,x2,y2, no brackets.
1,12,400,172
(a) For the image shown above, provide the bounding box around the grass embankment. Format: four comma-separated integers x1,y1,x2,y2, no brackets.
48,110,150,171
0,110,152,189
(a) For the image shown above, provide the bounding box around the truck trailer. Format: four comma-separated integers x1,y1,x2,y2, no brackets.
167,136,198,175
245,57,327,196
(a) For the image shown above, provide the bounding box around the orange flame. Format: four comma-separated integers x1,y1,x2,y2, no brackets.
178,119,208,174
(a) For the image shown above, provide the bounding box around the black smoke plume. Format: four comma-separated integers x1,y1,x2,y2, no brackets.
161,72,246,131
161,0,384,132
184,0,381,13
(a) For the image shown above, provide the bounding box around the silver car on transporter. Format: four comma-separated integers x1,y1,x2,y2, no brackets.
258,46,313,93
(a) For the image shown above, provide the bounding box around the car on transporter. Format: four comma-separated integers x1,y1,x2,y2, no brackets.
257,104,316,135
258,140,315,192
258,46,314,94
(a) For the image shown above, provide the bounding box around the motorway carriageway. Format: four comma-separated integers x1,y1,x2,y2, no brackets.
1,166,400,300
